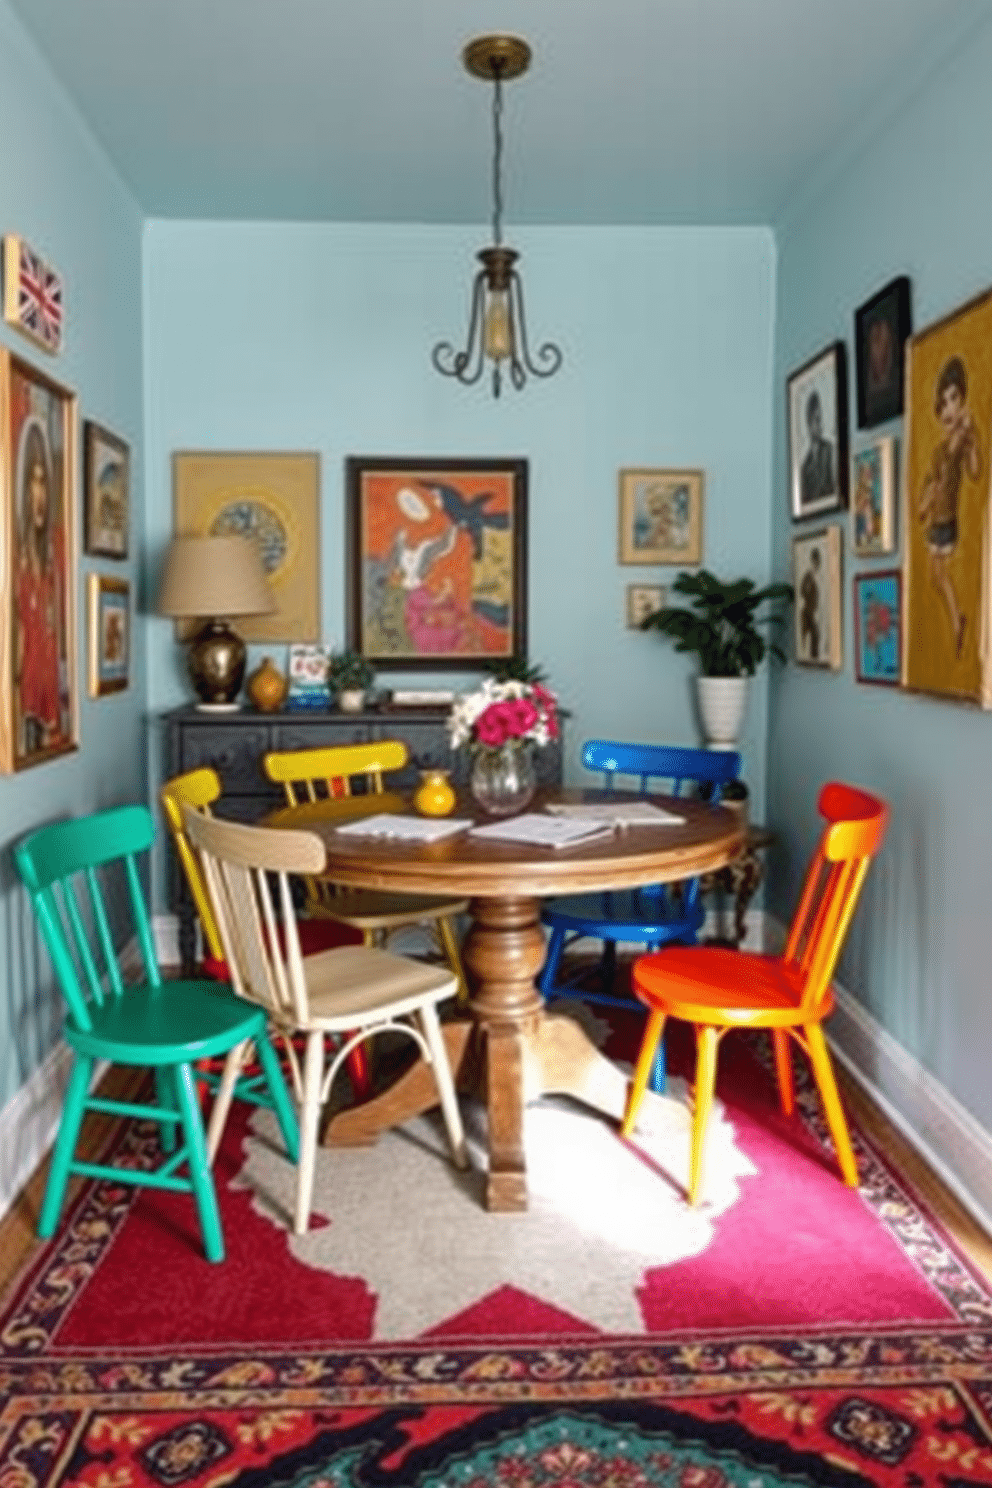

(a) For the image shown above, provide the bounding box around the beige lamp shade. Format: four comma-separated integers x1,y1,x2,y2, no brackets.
157,535,275,620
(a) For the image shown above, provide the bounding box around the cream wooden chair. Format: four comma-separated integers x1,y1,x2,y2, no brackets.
263,741,468,997
182,804,468,1234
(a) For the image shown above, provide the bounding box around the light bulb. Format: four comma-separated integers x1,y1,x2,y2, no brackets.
484,292,512,361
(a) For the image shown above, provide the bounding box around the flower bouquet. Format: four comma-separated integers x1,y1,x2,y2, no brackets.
448,678,559,815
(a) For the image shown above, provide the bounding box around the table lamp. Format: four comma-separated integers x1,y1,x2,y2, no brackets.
158,535,275,710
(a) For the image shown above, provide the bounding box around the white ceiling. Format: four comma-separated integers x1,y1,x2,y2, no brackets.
6,0,987,225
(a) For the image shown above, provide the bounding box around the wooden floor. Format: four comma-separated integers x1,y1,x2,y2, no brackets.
2,1057,991,1309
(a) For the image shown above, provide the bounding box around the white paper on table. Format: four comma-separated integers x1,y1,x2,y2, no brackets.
468,813,617,849
544,800,686,827
334,813,472,842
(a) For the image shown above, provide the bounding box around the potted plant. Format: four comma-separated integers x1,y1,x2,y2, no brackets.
326,649,375,713
640,569,793,747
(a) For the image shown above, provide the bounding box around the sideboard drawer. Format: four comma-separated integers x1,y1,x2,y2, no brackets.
175,722,273,796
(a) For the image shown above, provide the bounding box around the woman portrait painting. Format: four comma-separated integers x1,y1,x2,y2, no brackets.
3,354,77,771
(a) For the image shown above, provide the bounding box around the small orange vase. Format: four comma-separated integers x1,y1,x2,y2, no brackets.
246,656,288,713
415,769,456,817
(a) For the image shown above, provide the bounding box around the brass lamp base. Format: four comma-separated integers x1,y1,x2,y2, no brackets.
187,619,247,709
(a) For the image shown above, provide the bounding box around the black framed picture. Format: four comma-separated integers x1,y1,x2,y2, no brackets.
787,341,848,520
854,275,912,428
345,456,527,668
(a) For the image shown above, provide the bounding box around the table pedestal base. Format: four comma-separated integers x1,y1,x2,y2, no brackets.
325,893,632,1211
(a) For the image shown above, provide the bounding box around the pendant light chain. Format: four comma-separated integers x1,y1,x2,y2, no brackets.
491,67,504,248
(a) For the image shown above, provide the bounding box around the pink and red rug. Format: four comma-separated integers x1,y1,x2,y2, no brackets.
2,1007,991,1486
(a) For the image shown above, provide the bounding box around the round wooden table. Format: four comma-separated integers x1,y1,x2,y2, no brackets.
264,787,744,1211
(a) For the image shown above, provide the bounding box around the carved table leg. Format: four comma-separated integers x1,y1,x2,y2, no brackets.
464,895,546,1212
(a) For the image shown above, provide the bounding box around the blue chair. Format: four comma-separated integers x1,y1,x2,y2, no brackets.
538,741,742,1090
13,803,300,1263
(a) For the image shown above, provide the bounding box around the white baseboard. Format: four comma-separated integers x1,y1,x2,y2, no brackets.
0,1041,74,1220
759,909,992,1239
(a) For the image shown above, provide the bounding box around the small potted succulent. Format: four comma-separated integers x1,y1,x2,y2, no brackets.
326,648,375,713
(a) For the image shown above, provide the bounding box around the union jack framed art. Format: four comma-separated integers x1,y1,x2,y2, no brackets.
2,235,64,356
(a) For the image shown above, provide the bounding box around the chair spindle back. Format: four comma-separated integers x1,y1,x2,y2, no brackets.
182,806,327,1027
14,805,161,1031
160,767,226,962
783,782,889,1018
263,740,409,807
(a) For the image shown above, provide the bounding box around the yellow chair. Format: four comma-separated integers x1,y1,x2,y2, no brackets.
622,782,889,1205
263,741,468,997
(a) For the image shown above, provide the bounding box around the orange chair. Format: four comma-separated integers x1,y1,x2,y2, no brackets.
160,767,370,1098
622,782,889,1204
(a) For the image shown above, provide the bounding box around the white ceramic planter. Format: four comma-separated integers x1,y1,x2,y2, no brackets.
337,688,366,713
696,675,748,750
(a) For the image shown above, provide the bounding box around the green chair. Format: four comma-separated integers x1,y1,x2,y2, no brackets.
13,803,299,1263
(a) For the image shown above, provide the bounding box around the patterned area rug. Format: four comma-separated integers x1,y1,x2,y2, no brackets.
2,1007,992,1486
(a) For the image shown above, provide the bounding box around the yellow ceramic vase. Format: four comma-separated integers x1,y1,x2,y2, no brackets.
415,768,456,817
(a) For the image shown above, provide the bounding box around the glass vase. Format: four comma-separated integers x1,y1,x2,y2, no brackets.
470,740,536,816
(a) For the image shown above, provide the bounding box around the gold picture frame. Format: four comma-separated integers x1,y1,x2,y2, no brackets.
792,525,842,670
83,420,130,559
618,468,704,565
902,286,992,706
851,435,897,557
0,349,78,772
626,583,665,629
88,573,130,696
173,451,320,643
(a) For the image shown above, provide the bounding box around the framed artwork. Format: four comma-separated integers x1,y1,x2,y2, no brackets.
2,234,64,356
787,342,849,520
902,286,992,706
851,436,897,557
854,276,912,429
87,574,130,696
173,451,320,643
83,420,130,558
792,525,842,670
618,468,703,565
853,570,902,686
626,583,665,629
345,456,527,668
0,349,78,772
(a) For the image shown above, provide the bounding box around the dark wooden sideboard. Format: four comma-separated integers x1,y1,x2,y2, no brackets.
163,703,564,971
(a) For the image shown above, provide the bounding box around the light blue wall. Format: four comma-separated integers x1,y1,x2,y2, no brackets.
0,0,145,1110
768,14,992,1131
143,221,776,905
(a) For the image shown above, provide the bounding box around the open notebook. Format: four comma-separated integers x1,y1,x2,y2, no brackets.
468,813,617,849
544,800,685,827
333,813,472,842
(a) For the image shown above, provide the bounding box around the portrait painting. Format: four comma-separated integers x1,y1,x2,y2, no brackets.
792,525,842,670
0,349,78,772
84,420,130,559
854,276,912,429
854,570,902,686
902,286,992,706
173,451,320,643
626,583,665,630
88,574,130,696
851,436,897,557
787,342,849,520
618,468,703,565
345,457,527,667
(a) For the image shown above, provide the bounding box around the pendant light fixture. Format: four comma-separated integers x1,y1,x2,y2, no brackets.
432,34,562,398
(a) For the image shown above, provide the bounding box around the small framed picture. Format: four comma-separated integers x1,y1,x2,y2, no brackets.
787,342,848,520
87,574,130,696
792,526,842,670
854,276,912,429
618,468,703,565
626,583,665,629
83,420,130,558
853,569,902,686
851,436,897,556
